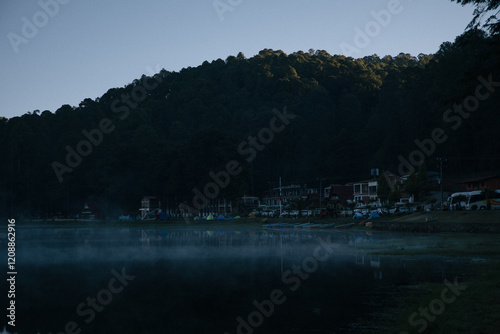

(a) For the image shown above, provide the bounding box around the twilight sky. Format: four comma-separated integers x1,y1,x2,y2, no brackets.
0,0,476,119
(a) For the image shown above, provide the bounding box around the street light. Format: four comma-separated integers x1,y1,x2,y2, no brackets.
317,177,326,216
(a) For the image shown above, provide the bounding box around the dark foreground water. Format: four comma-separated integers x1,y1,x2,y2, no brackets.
1,226,470,334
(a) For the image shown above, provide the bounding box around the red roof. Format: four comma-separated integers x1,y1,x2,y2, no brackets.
456,175,499,184
352,178,378,184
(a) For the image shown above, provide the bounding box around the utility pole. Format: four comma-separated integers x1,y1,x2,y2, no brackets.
279,177,282,216
318,177,326,216
437,157,447,207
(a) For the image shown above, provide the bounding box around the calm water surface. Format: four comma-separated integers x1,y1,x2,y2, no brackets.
1,226,471,334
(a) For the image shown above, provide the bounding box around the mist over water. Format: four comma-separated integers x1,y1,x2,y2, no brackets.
1,226,469,333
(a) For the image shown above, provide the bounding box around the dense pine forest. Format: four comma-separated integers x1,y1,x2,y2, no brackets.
1,28,499,219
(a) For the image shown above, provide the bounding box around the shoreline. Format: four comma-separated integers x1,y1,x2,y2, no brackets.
6,211,500,232
374,211,500,233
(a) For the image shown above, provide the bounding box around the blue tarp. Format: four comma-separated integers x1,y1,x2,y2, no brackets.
369,212,381,219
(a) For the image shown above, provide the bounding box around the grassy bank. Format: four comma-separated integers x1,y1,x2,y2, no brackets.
373,211,500,233
374,261,500,334
386,211,500,224
348,233,500,257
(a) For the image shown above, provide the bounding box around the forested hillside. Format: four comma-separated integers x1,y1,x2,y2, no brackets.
1,29,499,218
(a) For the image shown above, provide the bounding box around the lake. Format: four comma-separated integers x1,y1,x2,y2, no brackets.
1,225,476,334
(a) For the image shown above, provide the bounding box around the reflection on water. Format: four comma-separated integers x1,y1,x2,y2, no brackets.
1,227,471,333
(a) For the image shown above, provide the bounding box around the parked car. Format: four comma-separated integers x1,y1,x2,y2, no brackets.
398,207,410,214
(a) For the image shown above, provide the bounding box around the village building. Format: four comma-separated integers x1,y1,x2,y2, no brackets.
140,196,162,220
353,179,379,204
456,175,500,191
324,184,354,203
262,184,319,211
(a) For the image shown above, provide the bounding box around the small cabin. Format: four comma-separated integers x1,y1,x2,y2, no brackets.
140,196,161,220
81,202,95,220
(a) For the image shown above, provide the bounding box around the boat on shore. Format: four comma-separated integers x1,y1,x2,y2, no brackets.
262,223,290,229
292,222,312,228
306,224,324,229
335,222,355,229
262,222,341,230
